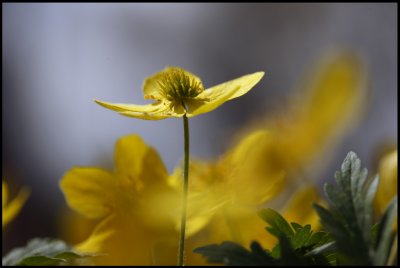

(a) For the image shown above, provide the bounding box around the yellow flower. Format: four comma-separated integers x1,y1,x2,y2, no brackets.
2,181,30,228
60,135,180,265
94,67,264,119
168,130,285,236
281,185,325,230
168,51,366,262
169,132,322,253
57,208,99,245
183,185,323,265
374,149,397,216
264,51,367,172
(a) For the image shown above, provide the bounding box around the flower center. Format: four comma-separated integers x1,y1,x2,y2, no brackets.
157,68,204,104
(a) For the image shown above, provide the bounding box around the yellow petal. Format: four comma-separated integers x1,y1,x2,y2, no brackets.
114,135,168,189
75,214,117,253
168,163,229,237
224,130,286,205
187,71,264,117
2,181,7,210
375,149,397,216
272,51,367,169
60,168,116,219
228,130,270,165
2,184,30,228
282,185,324,229
142,66,202,100
58,208,99,245
76,213,177,265
94,99,182,120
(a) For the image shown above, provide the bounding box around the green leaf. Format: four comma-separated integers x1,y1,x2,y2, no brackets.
195,209,333,266
373,196,398,265
195,151,397,266
291,224,312,250
305,241,336,257
315,151,397,265
258,208,294,238
260,208,333,263
2,238,96,266
290,222,302,232
193,241,277,266
17,256,67,266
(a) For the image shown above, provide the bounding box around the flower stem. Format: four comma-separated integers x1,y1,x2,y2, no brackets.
178,114,190,266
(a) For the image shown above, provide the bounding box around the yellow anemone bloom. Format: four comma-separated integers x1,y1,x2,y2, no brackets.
60,135,180,265
263,51,367,173
167,132,280,258
168,51,366,263
2,181,30,228
182,185,323,265
169,132,322,251
94,67,264,119
374,149,398,216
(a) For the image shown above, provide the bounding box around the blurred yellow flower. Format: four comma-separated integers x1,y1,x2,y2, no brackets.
264,51,367,173
58,208,99,246
374,149,397,216
169,131,322,253
281,185,324,230
183,185,323,265
2,181,30,228
60,135,180,265
62,51,367,265
168,130,285,235
95,67,264,119
169,51,366,262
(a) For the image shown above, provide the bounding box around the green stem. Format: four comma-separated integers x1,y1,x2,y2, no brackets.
178,114,190,266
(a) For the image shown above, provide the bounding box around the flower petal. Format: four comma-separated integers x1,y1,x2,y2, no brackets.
94,99,185,120
224,130,286,205
76,213,177,265
114,135,168,189
187,71,264,117
60,168,116,219
375,149,397,215
2,181,7,210
75,214,117,253
94,99,173,120
142,66,202,100
168,165,228,236
282,186,323,229
2,183,30,227
269,51,367,170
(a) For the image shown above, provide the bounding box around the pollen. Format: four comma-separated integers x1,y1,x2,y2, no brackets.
157,68,205,102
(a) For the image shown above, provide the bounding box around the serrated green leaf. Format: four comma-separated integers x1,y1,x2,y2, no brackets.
260,208,333,263
193,241,277,266
258,208,294,238
324,183,357,230
304,241,336,257
195,152,394,266
17,256,66,266
371,222,380,247
326,252,337,266
290,222,302,232
306,231,327,247
270,244,280,259
196,207,333,266
315,152,394,265
373,196,398,265
278,235,308,265
313,204,347,242
292,224,312,250
2,238,95,266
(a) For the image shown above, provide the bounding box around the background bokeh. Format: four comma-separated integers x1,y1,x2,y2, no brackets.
2,3,397,254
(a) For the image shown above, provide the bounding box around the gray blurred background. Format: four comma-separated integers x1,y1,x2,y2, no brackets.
2,3,397,253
